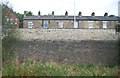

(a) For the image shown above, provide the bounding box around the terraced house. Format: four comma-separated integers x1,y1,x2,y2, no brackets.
23,11,118,29
2,5,19,29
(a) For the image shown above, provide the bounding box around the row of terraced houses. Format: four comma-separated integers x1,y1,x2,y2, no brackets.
23,12,118,29
23,0,120,29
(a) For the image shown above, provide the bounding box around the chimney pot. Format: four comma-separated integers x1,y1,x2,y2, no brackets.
91,12,95,16
104,12,108,17
24,11,27,17
65,11,68,16
38,11,41,16
78,12,82,17
52,11,54,17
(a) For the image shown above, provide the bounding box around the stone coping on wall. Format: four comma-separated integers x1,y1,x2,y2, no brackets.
8,29,118,41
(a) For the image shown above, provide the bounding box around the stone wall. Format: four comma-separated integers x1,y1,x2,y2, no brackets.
16,29,118,41
14,29,118,64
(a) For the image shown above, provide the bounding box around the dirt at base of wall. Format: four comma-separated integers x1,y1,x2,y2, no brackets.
15,39,118,65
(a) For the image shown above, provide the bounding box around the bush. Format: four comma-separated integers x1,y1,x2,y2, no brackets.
2,29,19,63
115,24,120,32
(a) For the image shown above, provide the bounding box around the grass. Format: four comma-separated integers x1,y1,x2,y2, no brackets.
2,59,118,76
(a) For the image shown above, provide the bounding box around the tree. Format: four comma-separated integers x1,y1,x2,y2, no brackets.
1,2,19,63
26,11,33,16
109,15,115,17
14,12,24,20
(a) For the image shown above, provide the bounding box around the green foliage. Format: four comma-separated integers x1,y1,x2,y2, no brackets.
118,39,120,65
1,3,14,28
2,30,19,63
14,12,24,20
109,15,115,17
2,59,118,76
26,11,33,16
115,24,120,32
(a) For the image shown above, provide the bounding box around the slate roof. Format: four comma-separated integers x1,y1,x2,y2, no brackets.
24,15,119,21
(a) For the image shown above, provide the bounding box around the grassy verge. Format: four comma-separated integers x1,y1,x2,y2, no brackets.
2,59,118,76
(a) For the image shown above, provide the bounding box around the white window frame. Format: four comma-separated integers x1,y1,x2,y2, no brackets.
58,21,63,28
15,22,17,25
74,21,78,28
10,23,13,25
28,21,33,29
43,21,48,29
88,21,93,28
102,21,107,28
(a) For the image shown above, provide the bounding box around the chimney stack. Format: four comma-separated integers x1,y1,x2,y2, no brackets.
38,11,41,16
91,12,95,17
78,12,82,17
24,11,27,17
65,11,68,17
52,11,54,17
104,12,108,17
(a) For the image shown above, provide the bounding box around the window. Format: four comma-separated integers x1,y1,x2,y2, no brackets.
28,22,33,28
43,21,48,29
10,19,13,21
7,18,9,21
88,21,93,28
102,21,107,28
10,19,13,23
10,23,13,25
15,22,17,25
58,22,63,28
74,21,78,28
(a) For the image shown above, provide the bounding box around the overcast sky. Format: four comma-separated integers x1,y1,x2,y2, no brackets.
1,0,119,16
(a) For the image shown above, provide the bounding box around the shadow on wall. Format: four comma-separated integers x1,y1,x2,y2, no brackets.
15,40,118,65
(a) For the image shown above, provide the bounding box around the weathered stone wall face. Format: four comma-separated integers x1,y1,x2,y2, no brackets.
23,20,43,28
17,29,118,41
63,20,74,28
14,29,118,64
49,20,58,29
